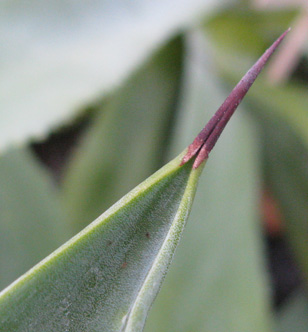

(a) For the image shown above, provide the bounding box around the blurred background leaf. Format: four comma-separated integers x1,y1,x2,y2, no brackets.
277,289,308,332
0,0,225,152
0,148,70,290
260,115,308,284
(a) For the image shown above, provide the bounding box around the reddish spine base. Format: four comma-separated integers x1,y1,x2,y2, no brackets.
181,28,290,169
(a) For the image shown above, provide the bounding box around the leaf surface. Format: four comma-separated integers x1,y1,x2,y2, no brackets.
0,154,203,332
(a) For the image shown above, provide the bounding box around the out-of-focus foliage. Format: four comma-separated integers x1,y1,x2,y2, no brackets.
0,1,307,331
0,148,70,290
0,0,222,152
260,116,308,283
278,290,308,332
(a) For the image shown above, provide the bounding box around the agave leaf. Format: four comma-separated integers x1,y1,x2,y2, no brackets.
62,36,184,232
0,155,203,331
0,32,286,331
0,148,70,291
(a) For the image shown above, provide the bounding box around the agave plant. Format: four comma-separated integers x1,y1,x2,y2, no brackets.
0,30,289,332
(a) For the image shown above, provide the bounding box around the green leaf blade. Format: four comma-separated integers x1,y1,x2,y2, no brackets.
0,153,203,332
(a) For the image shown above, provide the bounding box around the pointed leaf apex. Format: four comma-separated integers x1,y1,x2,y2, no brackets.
181,29,290,169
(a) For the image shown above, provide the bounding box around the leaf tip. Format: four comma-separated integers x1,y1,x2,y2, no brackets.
181,29,290,168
